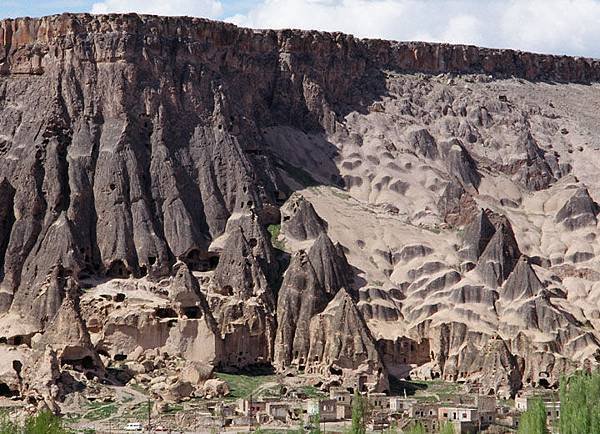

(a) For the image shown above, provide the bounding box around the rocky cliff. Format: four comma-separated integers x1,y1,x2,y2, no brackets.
1,12,600,408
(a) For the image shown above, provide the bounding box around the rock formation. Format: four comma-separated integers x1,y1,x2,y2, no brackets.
307,289,389,392
1,12,600,405
275,232,352,369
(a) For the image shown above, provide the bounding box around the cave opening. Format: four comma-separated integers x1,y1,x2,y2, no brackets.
62,356,96,371
106,260,130,279
182,249,220,271
0,383,18,398
114,354,127,362
12,360,21,375
183,306,202,319
8,335,31,347
155,307,177,318
329,366,343,376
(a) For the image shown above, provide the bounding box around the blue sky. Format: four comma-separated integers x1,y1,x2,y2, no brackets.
0,0,253,18
2,0,600,58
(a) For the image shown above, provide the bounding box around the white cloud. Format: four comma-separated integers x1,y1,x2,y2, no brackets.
90,0,223,18
226,0,600,58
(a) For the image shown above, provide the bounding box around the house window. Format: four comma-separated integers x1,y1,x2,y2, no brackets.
462,413,467,419
443,413,448,418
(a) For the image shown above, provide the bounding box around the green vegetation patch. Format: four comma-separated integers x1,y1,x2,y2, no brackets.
84,403,118,421
215,372,278,400
300,386,326,399
267,224,286,251
330,188,351,200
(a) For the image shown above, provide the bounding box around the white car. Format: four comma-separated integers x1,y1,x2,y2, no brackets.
125,422,143,431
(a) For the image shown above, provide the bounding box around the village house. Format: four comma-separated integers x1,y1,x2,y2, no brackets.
406,402,442,431
307,399,338,422
515,394,560,421
238,398,267,417
368,392,390,411
330,387,352,405
410,402,440,419
438,405,479,423
265,402,291,423
389,397,417,414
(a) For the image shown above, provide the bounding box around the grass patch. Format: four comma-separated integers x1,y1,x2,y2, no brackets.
330,188,351,200
164,403,184,414
215,372,278,400
413,380,463,401
84,403,118,421
267,224,286,251
129,401,151,420
389,377,428,397
300,386,326,398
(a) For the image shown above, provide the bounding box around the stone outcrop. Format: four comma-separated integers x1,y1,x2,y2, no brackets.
307,289,388,392
500,257,542,302
35,294,104,376
474,220,521,288
2,12,600,404
274,232,351,369
459,209,496,262
281,195,327,241
555,187,599,231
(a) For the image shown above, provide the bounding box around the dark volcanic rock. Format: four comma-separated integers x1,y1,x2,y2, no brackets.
459,209,496,262
281,195,327,241
474,220,521,288
307,289,389,392
501,257,543,301
274,232,352,368
555,188,599,231
407,128,439,160
3,12,600,402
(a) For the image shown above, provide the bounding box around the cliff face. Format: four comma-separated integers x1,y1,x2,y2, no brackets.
2,13,600,406
3,14,600,80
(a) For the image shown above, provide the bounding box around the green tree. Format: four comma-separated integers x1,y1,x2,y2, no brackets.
559,370,600,434
439,422,455,434
403,422,426,434
518,398,549,434
0,412,19,434
309,411,321,434
0,411,70,434
350,391,368,434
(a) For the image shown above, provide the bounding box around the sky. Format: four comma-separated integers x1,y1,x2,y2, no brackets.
2,0,600,58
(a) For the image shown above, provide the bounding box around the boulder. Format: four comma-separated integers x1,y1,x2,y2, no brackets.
202,378,230,398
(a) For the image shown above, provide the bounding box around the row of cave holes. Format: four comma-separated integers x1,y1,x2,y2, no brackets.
154,306,203,320
103,250,221,279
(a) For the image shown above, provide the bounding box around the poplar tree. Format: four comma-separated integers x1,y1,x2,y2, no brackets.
559,371,600,434
518,398,549,434
350,391,368,434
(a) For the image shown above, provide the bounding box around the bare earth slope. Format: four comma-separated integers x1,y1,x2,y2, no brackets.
1,13,600,407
